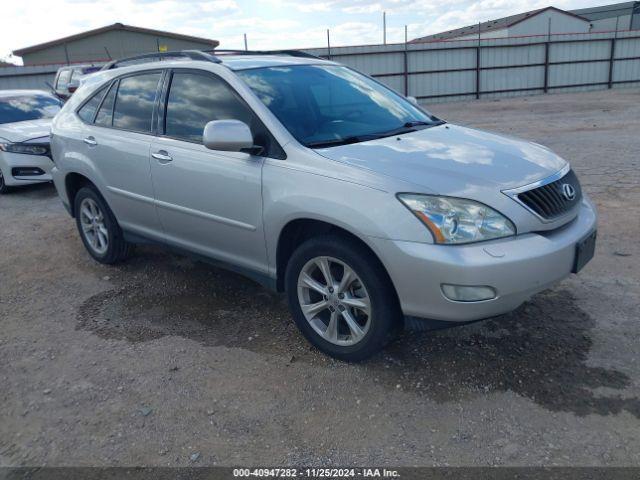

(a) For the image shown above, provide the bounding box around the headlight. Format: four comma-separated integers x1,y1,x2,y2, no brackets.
0,143,48,156
398,194,516,244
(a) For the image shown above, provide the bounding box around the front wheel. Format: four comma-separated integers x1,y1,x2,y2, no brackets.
285,235,401,361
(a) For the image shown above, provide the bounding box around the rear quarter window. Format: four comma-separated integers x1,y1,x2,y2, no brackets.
77,85,108,123
94,83,117,127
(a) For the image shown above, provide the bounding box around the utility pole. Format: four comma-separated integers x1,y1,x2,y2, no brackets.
244,33,248,51
383,11,387,44
404,24,408,44
327,29,331,59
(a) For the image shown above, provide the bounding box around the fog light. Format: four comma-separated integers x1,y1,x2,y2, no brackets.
12,167,45,177
441,284,496,302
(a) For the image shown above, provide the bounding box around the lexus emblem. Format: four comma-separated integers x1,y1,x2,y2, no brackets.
561,183,576,201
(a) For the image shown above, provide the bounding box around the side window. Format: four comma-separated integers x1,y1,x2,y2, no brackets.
94,82,117,127
56,69,71,90
164,72,255,143
112,72,161,133
77,85,107,123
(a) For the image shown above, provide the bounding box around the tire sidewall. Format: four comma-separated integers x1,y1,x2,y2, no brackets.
285,236,399,361
74,187,120,264
0,167,8,194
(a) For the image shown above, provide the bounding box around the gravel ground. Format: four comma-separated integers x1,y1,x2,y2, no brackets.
1,88,639,467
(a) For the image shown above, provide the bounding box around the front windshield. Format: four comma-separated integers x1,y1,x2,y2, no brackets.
237,65,440,148
0,94,62,125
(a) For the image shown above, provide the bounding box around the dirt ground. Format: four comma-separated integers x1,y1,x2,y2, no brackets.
1,88,639,467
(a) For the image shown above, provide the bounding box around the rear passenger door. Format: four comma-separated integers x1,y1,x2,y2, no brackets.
149,69,268,275
82,71,164,239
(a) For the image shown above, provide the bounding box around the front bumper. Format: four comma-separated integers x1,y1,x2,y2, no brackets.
369,196,597,323
0,151,53,186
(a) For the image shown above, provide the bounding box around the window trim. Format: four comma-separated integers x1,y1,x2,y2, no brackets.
157,67,286,159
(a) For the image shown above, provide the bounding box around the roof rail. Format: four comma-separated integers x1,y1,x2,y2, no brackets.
100,50,221,70
210,49,325,60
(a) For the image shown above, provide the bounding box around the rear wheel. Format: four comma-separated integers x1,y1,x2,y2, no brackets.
285,234,401,361
74,186,132,264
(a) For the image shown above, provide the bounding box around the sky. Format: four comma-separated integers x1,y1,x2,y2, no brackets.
2,0,609,63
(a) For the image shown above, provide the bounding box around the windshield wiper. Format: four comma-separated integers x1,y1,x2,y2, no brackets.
368,119,446,141
306,136,368,149
306,120,447,149
403,120,431,127
404,119,446,128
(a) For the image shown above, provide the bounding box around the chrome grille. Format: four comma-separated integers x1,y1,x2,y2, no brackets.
517,169,582,220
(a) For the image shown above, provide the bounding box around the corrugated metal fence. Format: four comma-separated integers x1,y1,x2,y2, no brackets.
304,30,640,102
0,64,61,91
1,30,639,103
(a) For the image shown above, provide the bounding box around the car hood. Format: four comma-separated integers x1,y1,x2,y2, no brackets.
314,124,567,193
0,118,52,143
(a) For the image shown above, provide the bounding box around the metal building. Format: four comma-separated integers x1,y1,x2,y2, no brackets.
12,23,219,66
410,7,591,43
572,1,640,31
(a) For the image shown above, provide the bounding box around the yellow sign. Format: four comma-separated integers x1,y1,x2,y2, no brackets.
158,45,168,52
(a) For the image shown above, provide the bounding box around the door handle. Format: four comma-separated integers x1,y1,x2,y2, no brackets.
152,150,173,163
83,136,97,146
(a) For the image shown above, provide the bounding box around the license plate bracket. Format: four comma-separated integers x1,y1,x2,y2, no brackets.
573,230,597,273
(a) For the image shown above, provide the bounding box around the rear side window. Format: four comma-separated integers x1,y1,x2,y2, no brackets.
112,73,161,133
164,72,255,143
94,83,117,127
77,86,107,123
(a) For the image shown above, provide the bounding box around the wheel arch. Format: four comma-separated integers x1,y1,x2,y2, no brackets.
64,172,98,217
275,218,399,302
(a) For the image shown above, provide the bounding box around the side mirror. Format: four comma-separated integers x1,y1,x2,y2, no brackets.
67,79,80,94
407,96,419,106
203,120,261,154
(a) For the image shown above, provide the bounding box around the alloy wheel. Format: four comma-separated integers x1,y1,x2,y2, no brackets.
79,197,109,255
297,256,372,346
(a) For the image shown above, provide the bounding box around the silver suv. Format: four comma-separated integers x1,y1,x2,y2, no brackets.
50,50,597,361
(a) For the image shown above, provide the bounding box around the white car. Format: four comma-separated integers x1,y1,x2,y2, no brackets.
0,90,62,193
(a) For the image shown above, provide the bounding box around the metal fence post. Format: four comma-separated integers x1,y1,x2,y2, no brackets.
475,22,481,100
543,41,550,93
608,37,616,89
475,46,480,99
403,36,409,96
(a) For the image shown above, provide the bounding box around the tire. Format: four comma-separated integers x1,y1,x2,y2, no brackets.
73,186,133,264
285,234,402,362
0,168,11,194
